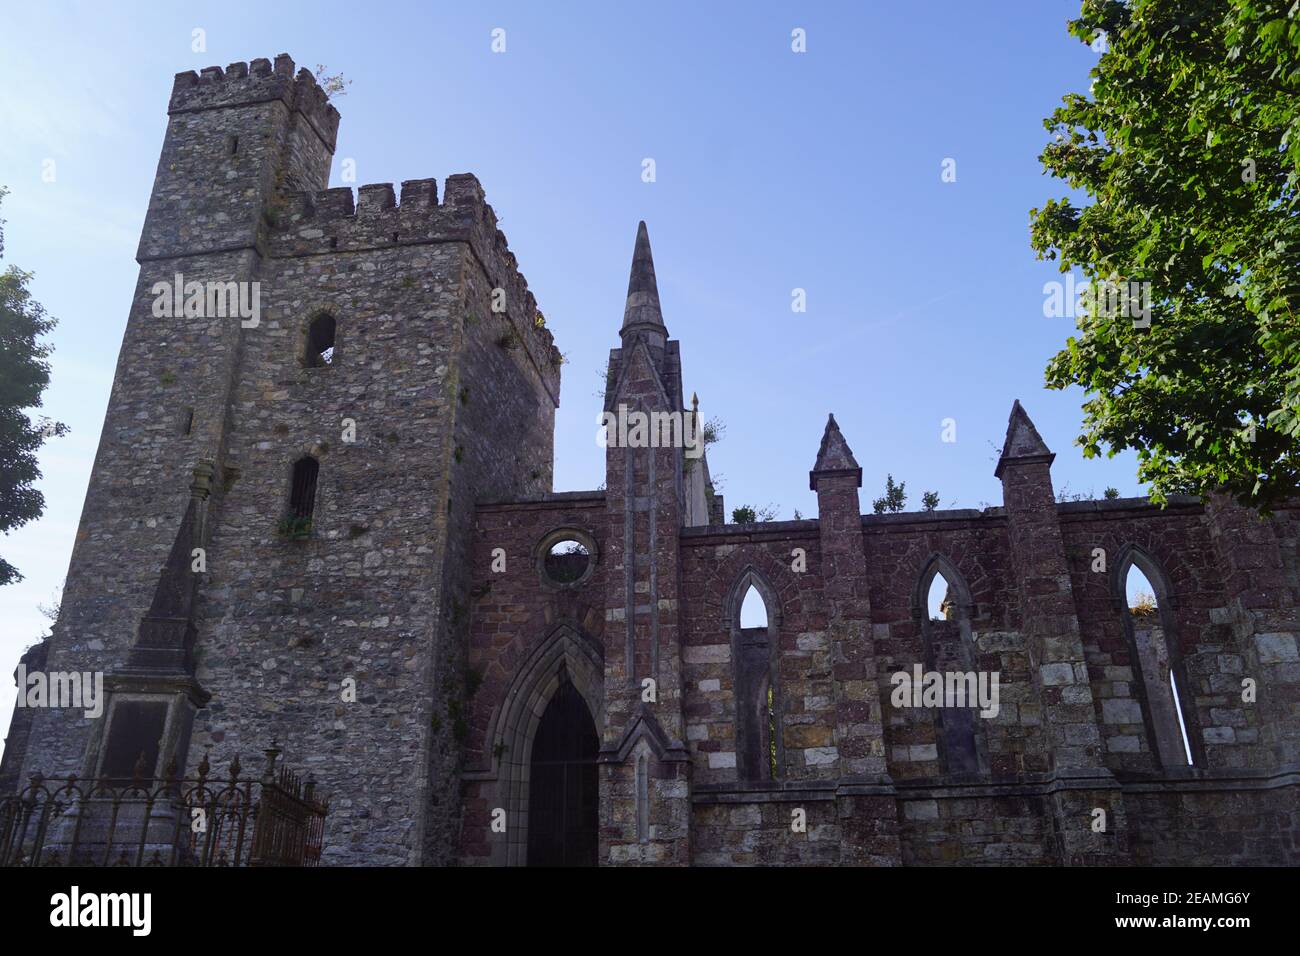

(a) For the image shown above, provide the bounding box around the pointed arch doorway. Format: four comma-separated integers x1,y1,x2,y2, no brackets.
487,624,604,866
526,676,599,866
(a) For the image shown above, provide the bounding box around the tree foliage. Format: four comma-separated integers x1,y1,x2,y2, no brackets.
1031,0,1300,511
0,188,66,585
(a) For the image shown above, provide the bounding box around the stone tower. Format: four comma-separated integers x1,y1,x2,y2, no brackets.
11,54,561,865
599,222,694,864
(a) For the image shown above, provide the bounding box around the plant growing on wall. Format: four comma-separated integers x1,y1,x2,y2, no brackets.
313,65,352,100
731,504,779,523
277,515,313,539
872,475,907,514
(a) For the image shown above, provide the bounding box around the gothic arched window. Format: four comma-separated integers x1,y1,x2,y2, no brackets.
916,555,986,775
729,571,781,781
1118,550,1196,768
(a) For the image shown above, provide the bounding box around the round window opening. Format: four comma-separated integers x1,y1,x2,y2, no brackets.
544,538,591,585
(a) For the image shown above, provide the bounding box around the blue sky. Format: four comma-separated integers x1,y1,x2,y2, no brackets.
0,1,1140,741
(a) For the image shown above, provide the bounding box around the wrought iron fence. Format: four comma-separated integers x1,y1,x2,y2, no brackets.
0,745,328,867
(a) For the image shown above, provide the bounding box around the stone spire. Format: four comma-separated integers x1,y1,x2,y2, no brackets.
994,400,1054,478
620,221,667,345
810,413,862,489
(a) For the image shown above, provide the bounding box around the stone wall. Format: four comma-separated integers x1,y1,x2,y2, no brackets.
453,488,1298,865
679,523,823,785
12,54,559,867
1062,498,1250,772
458,493,607,865
1123,770,1300,865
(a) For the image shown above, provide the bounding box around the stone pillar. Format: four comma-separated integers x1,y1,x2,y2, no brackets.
995,401,1127,864
810,415,900,865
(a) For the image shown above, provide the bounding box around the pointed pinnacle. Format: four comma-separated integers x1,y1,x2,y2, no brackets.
810,413,862,489
994,399,1055,478
621,221,666,337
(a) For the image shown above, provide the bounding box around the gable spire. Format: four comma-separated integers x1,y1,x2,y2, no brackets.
620,221,667,344
994,399,1055,478
809,413,862,489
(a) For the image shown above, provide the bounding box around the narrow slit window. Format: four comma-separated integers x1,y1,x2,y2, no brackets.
636,754,649,843
734,576,777,780
767,684,777,779
287,456,320,529
306,315,336,367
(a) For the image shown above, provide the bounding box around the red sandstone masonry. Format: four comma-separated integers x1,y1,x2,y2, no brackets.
450,407,1297,865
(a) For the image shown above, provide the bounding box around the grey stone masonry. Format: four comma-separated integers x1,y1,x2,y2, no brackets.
14,53,559,866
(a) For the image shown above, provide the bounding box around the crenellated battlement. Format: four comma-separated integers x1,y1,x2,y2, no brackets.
169,53,340,151
269,173,560,398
